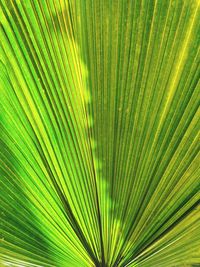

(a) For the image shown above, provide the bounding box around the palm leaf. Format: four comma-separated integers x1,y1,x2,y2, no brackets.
0,0,199,266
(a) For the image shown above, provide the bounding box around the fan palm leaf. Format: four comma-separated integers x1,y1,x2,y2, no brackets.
0,0,199,266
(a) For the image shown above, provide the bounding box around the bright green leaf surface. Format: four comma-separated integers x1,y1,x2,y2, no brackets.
0,1,199,267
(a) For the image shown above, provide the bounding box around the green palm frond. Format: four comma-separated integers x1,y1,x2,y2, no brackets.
0,0,199,267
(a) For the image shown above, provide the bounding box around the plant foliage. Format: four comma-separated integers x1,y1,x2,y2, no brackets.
0,1,200,266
